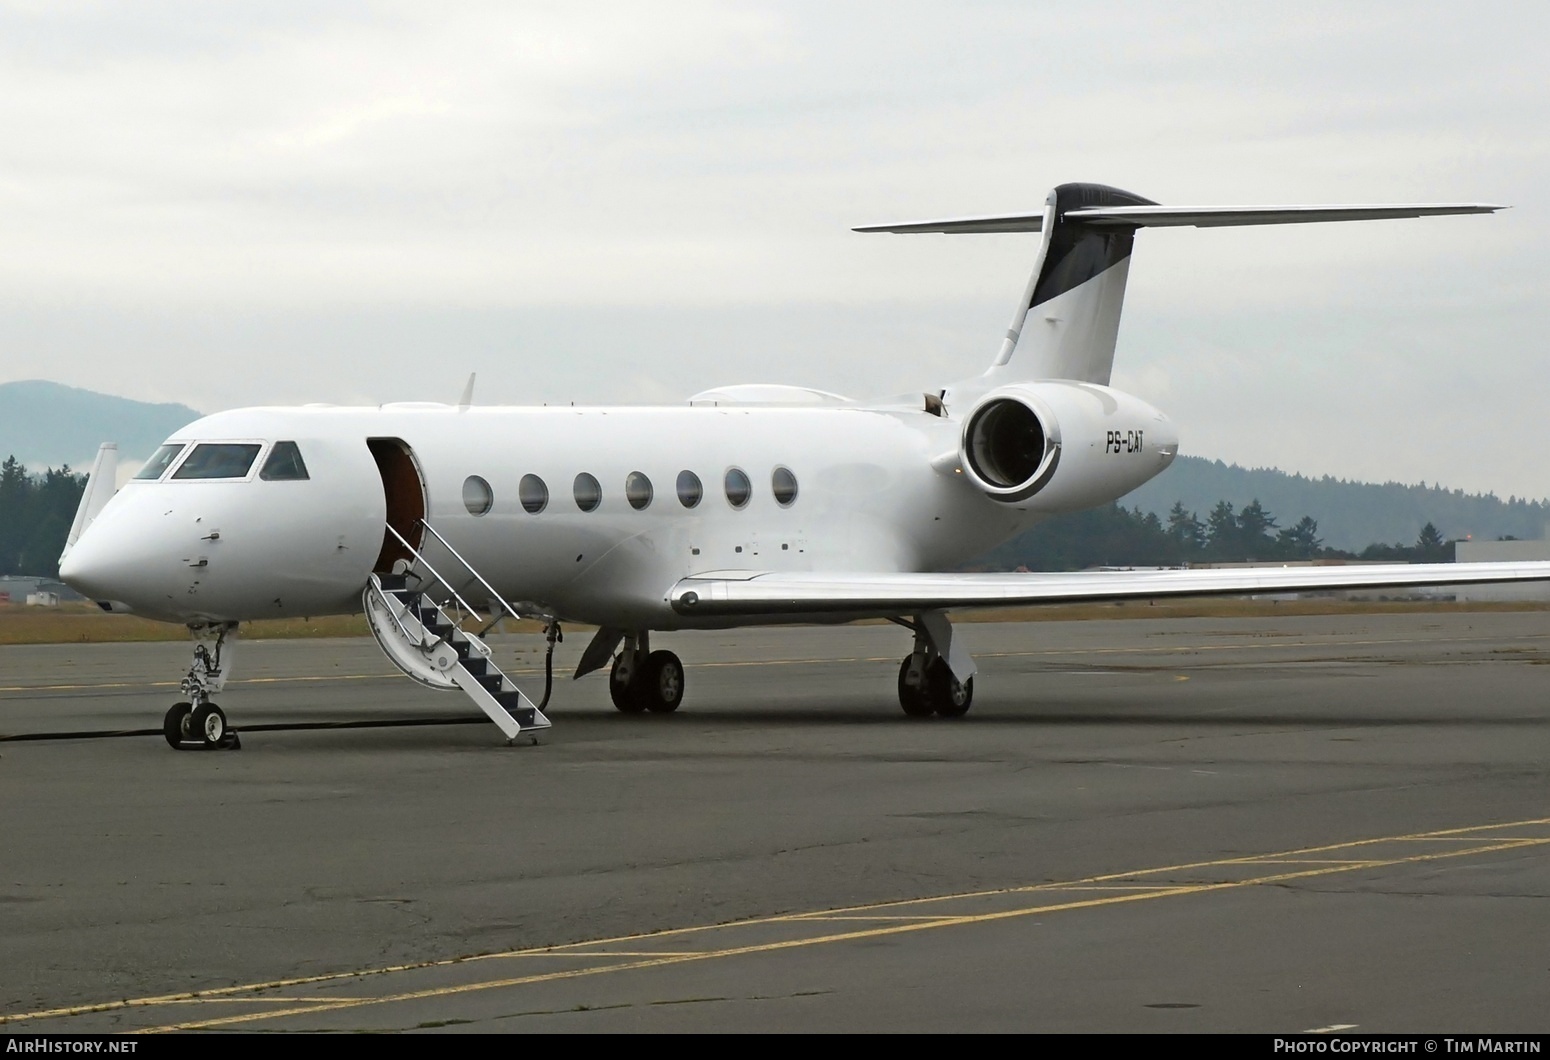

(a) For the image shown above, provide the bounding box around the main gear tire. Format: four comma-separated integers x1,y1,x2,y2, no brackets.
897,656,933,717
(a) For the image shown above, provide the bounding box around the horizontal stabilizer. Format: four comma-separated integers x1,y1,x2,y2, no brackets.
856,203,1504,234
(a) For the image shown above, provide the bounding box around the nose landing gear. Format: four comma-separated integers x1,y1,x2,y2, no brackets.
164,622,242,750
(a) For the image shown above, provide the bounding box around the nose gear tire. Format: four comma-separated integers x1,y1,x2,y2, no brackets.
191,703,227,748
163,702,194,748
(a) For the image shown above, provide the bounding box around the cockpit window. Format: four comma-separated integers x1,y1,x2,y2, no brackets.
134,444,186,480
260,441,310,481
171,443,262,480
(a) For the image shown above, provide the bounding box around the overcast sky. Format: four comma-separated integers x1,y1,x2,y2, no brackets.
0,1,1545,499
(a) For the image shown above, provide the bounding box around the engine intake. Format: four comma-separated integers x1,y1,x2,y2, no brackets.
957,382,1178,509
962,394,1061,501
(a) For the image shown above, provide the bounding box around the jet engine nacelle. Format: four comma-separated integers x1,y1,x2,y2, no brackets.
959,382,1178,511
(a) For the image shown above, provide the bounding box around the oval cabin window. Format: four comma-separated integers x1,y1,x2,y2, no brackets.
463,475,494,516
724,467,751,510
677,470,703,508
626,471,653,510
573,472,602,512
519,474,548,514
772,466,798,507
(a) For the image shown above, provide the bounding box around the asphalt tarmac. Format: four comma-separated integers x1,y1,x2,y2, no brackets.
2,611,1548,1033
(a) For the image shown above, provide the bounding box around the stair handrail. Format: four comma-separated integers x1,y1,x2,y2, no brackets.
384,523,482,621
416,519,531,628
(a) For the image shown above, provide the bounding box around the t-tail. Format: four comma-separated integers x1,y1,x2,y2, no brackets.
857,182,1504,396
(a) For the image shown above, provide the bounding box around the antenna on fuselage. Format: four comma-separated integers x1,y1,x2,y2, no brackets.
458,373,476,411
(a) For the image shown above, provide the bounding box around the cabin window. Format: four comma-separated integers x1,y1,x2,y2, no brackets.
462,475,494,516
772,466,798,506
171,443,262,480
259,441,310,481
626,471,653,510
573,472,602,512
724,467,751,510
676,470,702,508
134,444,185,480
519,474,548,514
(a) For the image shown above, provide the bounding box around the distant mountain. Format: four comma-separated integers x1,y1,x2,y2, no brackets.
1123,456,1549,552
0,380,201,471
1,379,1542,552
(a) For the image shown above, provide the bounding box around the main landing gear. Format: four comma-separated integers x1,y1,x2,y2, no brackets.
576,616,974,720
608,633,685,714
894,612,975,719
897,654,973,717
164,622,242,750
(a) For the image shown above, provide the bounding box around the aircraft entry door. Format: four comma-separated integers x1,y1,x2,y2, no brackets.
368,438,426,573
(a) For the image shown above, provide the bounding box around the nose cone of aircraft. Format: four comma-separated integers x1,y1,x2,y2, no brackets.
58,523,142,606
57,494,189,619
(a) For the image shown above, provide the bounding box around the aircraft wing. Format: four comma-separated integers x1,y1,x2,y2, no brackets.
668,562,1550,618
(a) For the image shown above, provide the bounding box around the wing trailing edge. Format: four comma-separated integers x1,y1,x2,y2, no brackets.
670,562,1550,618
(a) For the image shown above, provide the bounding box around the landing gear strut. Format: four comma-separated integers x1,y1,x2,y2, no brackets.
609,633,685,714
165,622,241,750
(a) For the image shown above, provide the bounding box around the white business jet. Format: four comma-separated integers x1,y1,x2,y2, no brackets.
56,182,1550,750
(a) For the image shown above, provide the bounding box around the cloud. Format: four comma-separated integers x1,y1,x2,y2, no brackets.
0,1,1545,498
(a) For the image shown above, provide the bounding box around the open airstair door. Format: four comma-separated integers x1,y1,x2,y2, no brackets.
368,438,426,574
364,571,551,744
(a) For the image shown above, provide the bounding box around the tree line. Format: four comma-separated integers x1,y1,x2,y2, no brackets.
0,457,85,579
0,453,1467,583
1125,455,1550,552
967,498,1455,572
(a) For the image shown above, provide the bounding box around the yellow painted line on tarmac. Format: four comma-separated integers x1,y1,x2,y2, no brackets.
9,816,1541,1033
649,632,1549,673
0,673,400,694
1029,884,1190,892
142,837,1549,1034
178,996,377,1005
792,915,961,922
517,951,714,959
5,629,1544,696
1234,858,1377,865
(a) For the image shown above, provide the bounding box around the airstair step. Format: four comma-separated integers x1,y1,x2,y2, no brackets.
377,573,408,591
495,693,539,727
475,673,504,694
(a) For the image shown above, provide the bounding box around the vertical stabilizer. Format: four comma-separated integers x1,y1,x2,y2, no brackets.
63,442,118,556
984,182,1154,387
